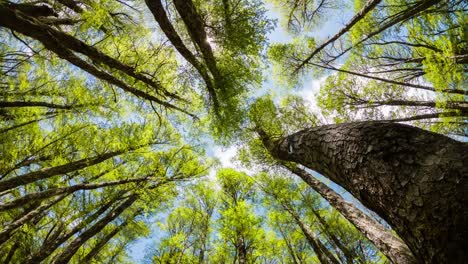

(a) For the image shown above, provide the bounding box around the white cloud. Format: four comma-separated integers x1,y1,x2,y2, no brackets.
213,145,238,168
296,75,328,111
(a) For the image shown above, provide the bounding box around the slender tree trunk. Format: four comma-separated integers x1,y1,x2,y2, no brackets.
283,204,340,264
327,0,441,63
0,194,68,246
3,241,20,263
311,209,361,264
81,220,129,262
235,237,247,264
0,176,150,211
0,4,191,116
0,101,83,109
280,163,414,263
260,121,467,263
51,194,138,264
277,225,301,264
172,0,220,80
0,143,149,192
295,0,383,71
24,196,119,264
145,0,219,110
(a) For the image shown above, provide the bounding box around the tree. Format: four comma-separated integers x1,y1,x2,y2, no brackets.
258,120,467,263
247,96,415,263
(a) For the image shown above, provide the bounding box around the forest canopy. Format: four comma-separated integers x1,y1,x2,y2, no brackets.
0,0,466,263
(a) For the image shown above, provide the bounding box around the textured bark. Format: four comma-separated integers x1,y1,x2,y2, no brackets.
281,163,415,264
283,204,340,264
51,194,137,264
0,194,68,246
263,121,467,263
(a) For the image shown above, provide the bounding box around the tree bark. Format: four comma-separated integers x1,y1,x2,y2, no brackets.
261,121,467,263
172,0,220,81
235,237,247,264
280,164,415,263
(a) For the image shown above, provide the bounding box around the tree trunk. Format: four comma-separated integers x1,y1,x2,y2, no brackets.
51,194,138,264
0,142,150,192
0,4,191,116
277,225,301,264
284,164,415,264
261,121,467,263
24,196,119,264
295,0,382,71
235,237,247,264
0,176,150,211
311,208,361,264
3,241,20,263
81,220,129,262
0,194,68,246
283,204,340,264
172,0,220,81
145,0,219,110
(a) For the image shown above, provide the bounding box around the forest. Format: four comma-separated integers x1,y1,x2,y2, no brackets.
0,0,466,263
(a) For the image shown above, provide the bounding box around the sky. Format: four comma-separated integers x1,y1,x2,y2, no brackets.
126,2,370,262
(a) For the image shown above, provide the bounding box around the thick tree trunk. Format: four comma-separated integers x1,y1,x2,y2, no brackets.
284,164,415,264
262,121,467,263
